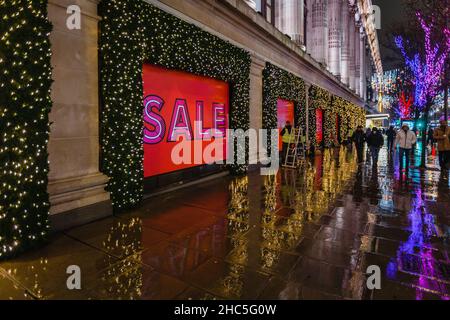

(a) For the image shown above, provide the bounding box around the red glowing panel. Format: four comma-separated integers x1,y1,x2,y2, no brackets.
277,99,294,150
316,109,323,144
336,114,339,139
142,64,229,178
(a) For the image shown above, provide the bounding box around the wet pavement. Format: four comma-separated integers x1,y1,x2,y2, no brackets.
1,144,449,300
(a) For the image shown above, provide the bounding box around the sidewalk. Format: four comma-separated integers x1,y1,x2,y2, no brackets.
1,145,449,300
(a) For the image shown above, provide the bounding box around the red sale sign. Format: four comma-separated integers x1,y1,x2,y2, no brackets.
316,109,323,144
142,64,229,178
277,99,294,150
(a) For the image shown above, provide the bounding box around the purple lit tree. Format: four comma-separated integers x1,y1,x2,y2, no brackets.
395,12,450,167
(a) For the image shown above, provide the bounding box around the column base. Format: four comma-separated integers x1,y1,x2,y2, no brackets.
48,173,110,216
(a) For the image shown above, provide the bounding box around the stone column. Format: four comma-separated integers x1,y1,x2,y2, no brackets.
244,0,257,10
354,30,360,95
305,82,311,147
276,0,306,46
47,0,110,223
307,0,328,66
249,55,265,164
348,12,356,91
327,0,341,78
340,0,350,85
360,36,366,99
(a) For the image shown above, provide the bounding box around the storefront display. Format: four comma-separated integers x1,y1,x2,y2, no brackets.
142,64,229,177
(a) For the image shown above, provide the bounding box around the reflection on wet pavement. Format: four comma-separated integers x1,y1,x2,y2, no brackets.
1,144,449,300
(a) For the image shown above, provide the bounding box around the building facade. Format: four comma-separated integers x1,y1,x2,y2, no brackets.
1,0,381,258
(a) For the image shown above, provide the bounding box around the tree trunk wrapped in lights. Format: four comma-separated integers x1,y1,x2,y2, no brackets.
395,12,450,167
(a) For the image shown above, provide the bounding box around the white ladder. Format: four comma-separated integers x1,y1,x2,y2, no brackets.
283,127,306,168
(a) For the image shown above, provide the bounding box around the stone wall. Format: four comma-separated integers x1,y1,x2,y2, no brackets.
46,0,364,221
47,0,109,218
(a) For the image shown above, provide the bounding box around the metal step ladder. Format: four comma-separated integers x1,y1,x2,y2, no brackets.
283,127,306,168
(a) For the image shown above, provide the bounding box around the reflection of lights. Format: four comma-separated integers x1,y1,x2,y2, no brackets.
215,176,251,298
387,181,448,299
259,148,358,269
221,264,244,298
101,219,143,299
220,148,360,297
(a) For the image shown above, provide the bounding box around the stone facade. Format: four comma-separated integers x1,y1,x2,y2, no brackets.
275,0,306,46
46,0,374,223
327,0,342,79
340,1,350,85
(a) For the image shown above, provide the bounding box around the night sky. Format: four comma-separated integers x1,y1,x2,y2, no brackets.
372,0,406,71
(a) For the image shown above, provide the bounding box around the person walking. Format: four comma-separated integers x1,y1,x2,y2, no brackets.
394,124,417,173
347,127,354,144
352,126,366,163
346,127,354,151
280,121,294,164
365,128,372,140
433,118,450,170
427,127,435,146
386,126,396,151
367,127,384,166
365,128,372,160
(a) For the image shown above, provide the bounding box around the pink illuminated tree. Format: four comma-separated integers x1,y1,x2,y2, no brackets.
395,12,450,167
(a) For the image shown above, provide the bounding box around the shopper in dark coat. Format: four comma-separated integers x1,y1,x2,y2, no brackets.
352,126,366,163
386,126,396,151
427,127,435,146
367,127,384,166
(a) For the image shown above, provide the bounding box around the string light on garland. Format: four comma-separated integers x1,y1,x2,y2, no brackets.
306,85,365,149
99,0,251,212
308,85,331,148
0,0,52,259
332,96,347,143
331,96,366,142
262,63,306,154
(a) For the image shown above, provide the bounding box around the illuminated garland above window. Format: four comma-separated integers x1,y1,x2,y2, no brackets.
0,0,52,259
308,85,332,148
262,63,306,153
331,96,366,143
309,85,366,148
99,0,251,211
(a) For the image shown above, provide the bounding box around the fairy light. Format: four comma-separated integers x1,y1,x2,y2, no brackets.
0,0,51,259
395,91,414,119
309,86,365,148
395,12,450,109
98,0,251,211
262,63,306,153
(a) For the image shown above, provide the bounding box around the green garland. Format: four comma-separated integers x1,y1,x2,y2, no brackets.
99,0,251,212
308,85,332,148
332,96,346,143
0,0,52,259
331,96,366,142
309,85,366,148
262,63,306,153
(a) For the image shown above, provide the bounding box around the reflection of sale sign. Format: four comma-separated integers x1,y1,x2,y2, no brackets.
316,109,323,144
142,64,229,178
277,99,294,150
